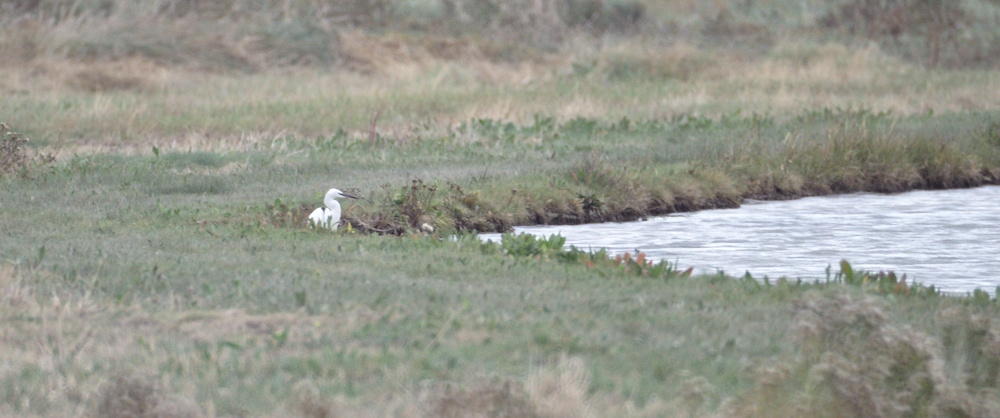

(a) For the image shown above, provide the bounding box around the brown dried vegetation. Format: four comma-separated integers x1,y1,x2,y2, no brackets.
93,374,200,418
0,123,53,177
739,293,1000,417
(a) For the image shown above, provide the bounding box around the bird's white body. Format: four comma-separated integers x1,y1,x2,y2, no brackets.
308,206,341,230
308,188,359,230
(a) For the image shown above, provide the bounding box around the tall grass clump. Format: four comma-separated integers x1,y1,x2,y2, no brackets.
794,117,924,193
717,109,1000,199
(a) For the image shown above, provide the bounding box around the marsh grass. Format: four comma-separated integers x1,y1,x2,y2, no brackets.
23,110,991,240
308,111,1000,234
4,108,1000,415
4,1,1000,416
6,223,1000,417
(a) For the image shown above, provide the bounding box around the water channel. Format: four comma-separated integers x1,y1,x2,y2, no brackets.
483,185,1000,294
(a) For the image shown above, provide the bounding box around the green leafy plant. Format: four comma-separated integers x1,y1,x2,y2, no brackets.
498,233,691,279
835,259,941,298
500,233,566,258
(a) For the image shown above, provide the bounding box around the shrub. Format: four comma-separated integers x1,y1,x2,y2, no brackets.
1,123,52,177
0,123,29,176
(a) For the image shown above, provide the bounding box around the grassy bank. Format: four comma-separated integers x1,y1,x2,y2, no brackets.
339,110,1000,234
4,107,1000,416
7,108,1000,235
4,0,1000,416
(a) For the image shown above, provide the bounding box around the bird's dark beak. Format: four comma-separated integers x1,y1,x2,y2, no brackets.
343,192,361,200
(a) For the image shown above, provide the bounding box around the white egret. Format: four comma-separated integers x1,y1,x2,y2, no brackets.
308,188,360,230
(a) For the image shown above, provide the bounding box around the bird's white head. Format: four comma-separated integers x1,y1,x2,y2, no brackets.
324,188,360,208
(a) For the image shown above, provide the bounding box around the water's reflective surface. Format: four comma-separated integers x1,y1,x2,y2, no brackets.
485,186,1000,293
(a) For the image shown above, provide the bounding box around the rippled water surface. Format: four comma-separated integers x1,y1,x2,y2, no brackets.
486,186,1000,293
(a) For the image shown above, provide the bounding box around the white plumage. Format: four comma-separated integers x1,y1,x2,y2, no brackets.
308,188,359,230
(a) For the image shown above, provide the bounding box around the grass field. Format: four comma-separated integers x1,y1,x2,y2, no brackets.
4,1,1000,416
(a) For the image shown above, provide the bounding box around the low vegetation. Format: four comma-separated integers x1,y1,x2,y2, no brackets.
3,0,1000,416
0,123,53,177
3,227,1000,416
4,106,1000,416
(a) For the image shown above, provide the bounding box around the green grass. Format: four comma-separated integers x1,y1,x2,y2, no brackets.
4,109,1000,416
4,1,1000,415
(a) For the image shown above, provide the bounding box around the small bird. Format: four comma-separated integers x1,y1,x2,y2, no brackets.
308,188,360,230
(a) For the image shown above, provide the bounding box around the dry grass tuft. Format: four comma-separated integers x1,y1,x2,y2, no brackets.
526,354,591,418
422,356,592,418
737,292,1000,417
600,41,720,82
793,295,941,417
93,374,201,418
0,264,38,317
291,380,339,418
66,58,168,93
426,380,537,418
1,122,53,177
